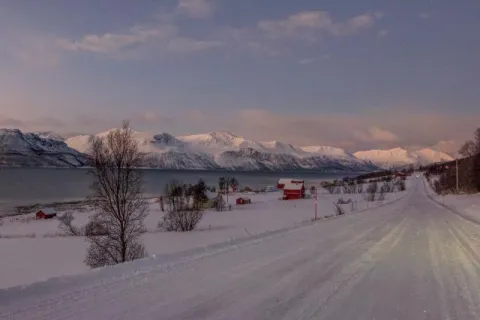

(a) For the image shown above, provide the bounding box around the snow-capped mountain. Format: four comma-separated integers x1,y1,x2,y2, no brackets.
33,131,65,141
262,141,304,156
1,127,454,171
178,131,267,153
0,129,87,167
62,130,376,171
65,131,219,170
354,147,454,169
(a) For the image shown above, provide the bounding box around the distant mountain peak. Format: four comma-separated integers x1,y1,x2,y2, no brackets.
0,128,86,167
33,131,65,141
354,147,453,169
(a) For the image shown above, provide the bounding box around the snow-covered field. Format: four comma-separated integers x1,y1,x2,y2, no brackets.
424,178,480,224
0,182,409,289
4,177,480,319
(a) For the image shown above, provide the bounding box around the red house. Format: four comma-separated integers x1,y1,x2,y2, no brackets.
282,182,305,200
277,178,304,190
236,197,252,205
36,208,57,219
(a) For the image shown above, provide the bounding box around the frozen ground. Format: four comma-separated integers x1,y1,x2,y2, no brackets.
0,183,408,289
2,177,480,319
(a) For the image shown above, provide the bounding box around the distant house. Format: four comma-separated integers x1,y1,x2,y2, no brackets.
36,208,57,219
282,181,305,200
394,172,408,178
277,178,304,190
236,197,252,205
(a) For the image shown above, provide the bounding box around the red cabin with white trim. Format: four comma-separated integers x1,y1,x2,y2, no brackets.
282,181,305,200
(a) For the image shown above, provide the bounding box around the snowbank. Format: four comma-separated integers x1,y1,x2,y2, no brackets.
424,178,480,224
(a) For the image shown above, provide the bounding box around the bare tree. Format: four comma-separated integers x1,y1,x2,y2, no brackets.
459,140,476,158
0,138,5,166
225,176,238,204
218,177,226,194
85,121,148,268
459,128,480,157
364,181,378,202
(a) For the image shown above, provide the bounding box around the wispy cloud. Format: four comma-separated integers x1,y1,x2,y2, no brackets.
60,24,222,58
177,0,215,19
377,29,389,37
354,126,399,142
60,25,177,55
298,58,317,65
3,2,384,63
419,13,430,19
257,11,382,40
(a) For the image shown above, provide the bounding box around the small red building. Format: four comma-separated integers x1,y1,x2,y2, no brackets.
282,182,305,200
277,178,304,190
236,197,252,205
36,208,57,219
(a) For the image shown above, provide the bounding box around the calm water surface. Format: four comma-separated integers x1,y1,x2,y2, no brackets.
0,168,358,210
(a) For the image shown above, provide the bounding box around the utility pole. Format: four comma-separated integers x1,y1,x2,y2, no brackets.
314,187,318,221
456,158,459,193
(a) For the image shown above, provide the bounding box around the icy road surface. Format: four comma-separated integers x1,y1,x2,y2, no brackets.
2,178,480,320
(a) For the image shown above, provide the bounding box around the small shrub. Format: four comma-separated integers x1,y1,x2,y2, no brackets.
333,203,345,216
378,191,385,201
160,209,203,232
58,212,81,236
395,179,406,192
381,182,394,193
241,186,253,193
337,197,352,205
433,180,441,194
321,182,336,194
356,184,363,194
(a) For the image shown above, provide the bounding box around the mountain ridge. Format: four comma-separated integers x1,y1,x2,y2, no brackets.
0,128,453,171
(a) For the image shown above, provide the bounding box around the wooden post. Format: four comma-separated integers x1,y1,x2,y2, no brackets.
456,158,459,193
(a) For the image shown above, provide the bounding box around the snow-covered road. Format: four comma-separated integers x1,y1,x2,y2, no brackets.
2,178,480,319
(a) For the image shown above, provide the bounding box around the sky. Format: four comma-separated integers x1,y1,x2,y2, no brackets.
0,0,479,152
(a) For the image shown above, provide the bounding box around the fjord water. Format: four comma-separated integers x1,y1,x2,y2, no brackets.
0,168,355,212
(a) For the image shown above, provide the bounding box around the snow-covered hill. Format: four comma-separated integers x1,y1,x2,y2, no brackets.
354,147,454,169
0,129,87,167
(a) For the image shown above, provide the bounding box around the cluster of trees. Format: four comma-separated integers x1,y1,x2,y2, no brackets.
218,176,238,204
321,176,405,196
355,166,414,181
425,128,480,194
160,179,208,232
